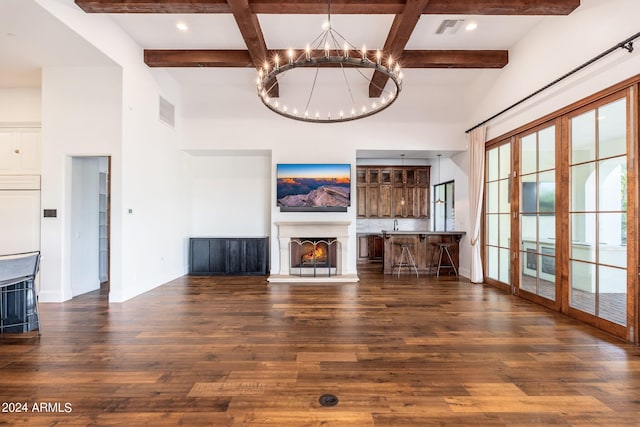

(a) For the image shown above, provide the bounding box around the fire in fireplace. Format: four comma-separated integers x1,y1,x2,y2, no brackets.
290,237,338,276
301,243,328,265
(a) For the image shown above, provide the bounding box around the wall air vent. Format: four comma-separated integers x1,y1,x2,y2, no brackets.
159,96,175,127
435,19,465,35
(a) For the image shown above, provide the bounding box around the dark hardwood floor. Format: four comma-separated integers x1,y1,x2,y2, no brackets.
1,270,639,426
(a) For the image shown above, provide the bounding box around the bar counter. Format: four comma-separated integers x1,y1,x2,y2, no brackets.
381,231,465,275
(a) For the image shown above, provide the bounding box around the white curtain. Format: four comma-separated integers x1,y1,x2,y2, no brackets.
469,125,487,283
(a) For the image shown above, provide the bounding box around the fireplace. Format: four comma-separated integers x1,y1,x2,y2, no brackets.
290,238,338,276
269,221,358,283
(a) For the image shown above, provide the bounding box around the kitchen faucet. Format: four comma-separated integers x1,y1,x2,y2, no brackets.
393,219,399,231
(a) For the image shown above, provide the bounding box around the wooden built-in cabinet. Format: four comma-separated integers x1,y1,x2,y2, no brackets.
369,235,384,261
357,234,384,263
357,166,430,219
189,237,269,276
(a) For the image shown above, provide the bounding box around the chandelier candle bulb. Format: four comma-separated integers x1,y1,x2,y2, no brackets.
274,54,279,70
325,43,330,58
344,43,349,58
288,49,294,64
362,45,367,61
305,45,311,60
376,50,381,65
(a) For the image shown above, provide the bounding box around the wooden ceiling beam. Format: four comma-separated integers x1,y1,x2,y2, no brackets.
226,0,278,97
74,0,231,13
422,0,580,15
144,50,254,67
75,0,580,15
144,49,508,69
369,0,431,98
399,50,508,68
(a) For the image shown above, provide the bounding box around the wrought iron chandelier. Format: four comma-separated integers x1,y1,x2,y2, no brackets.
256,0,403,123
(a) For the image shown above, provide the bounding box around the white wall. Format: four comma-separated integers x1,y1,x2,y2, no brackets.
182,77,472,276
468,0,640,140
0,88,41,124
448,152,471,278
190,152,271,237
36,1,192,302
40,66,122,302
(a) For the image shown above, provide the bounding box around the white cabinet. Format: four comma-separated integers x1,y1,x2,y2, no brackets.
0,129,41,174
0,175,41,255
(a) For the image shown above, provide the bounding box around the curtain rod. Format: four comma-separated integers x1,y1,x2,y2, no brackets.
465,31,640,134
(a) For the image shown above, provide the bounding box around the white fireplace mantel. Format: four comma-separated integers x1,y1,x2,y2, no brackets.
268,221,358,283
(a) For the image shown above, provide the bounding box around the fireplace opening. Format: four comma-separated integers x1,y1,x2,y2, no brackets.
290,237,338,276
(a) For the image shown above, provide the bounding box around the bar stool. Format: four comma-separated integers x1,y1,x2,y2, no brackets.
436,243,458,277
428,242,441,275
394,243,419,278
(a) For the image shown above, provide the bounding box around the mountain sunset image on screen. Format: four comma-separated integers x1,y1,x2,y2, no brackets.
276,164,351,209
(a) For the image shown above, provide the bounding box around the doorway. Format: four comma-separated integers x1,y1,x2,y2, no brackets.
70,156,110,297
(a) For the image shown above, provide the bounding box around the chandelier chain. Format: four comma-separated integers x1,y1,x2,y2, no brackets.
304,67,320,115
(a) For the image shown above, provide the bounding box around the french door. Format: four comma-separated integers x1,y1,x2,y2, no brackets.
484,88,637,341
516,123,559,307
566,93,633,336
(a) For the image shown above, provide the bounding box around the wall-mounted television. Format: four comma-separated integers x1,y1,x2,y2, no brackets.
277,163,351,212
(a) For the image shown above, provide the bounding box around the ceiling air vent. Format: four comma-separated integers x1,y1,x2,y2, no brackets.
435,19,465,35
159,95,175,128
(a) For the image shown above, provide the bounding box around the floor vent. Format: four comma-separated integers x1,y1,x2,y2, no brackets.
159,96,175,127
319,394,339,407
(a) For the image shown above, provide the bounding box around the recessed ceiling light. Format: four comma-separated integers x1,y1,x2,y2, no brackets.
465,22,478,31
176,22,188,32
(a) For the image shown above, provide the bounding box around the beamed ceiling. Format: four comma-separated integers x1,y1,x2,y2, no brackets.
75,0,581,98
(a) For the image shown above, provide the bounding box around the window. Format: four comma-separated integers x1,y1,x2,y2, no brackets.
433,181,454,231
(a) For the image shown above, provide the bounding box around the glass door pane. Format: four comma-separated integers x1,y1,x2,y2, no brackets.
568,97,627,326
485,143,511,284
519,124,557,301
